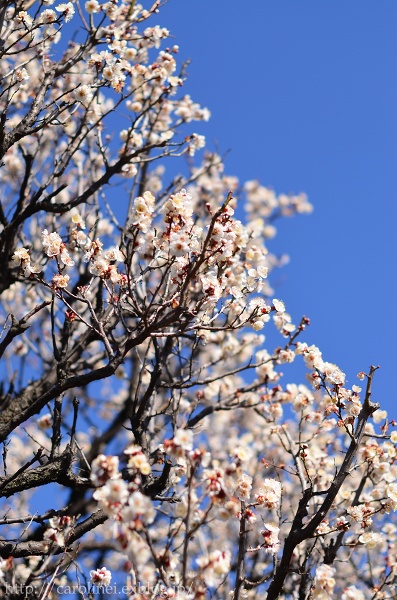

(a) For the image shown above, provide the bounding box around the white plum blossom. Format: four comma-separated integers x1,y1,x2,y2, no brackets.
55,2,75,21
272,298,285,313
15,68,29,82
93,478,129,515
187,133,206,156
311,564,336,599
261,522,280,555
39,9,57,23
90,455,120,487
10,248,41,276
74,85,93,104
52,273,70,288
85,0,100,13
124,444,151,475
90,567,111,587
385,482,397,511
104,247,124,262
15,11,33,26
164,428,194,458
122,491,155,526
128,191,155,232
196,550,230,587
341,587,365,600
255,478,282,509
358,531,384,548
236,473,252,500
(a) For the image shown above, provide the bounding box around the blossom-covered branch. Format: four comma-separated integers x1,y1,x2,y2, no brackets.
0,1,392,599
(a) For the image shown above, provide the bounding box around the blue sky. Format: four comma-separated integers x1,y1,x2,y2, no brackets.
159,1,397,413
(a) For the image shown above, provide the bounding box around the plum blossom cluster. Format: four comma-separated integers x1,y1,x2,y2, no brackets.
311,564,336,600
260,522,281,555
10,247,41,277
196,551,231,588
255,478,282,510
90,567,112,587
43,516,75,549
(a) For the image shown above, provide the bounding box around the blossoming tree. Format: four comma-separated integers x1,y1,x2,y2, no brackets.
0,1,395,599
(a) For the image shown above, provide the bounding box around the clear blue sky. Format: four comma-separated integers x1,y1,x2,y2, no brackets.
160,1,397,413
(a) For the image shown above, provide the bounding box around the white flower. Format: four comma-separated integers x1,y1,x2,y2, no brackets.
10,247,41,277
122,491,155,525
255,478,282,509
85,0,100,13
90,567,111,587
272,298,285,313
11,247,31,267
90,454,120,486
173,428,193,451
323,362,346,386
261,522,280,554
341,586,365,600
187,133,206,156
164,428,194,459
60,247,74,266
386,482,397,510
358,531,383,549
55,2,75,21
42,229,62,257
39,9,57,23
37,414,52,429
74,85,93,104
93,479,129,514
0,558,7,581
15,68,29,82
232,446,253,463
90,258,109,277
124,444,151,476
121,163,138,178
252,319,265,331
15,11,33,26
312,564,335,598
169,231,191,257
71,210,86,229
196,550,230,587
52,274,70,288
373,409,387,424
104,247,124,262
236,473,252,500
44,527,65,547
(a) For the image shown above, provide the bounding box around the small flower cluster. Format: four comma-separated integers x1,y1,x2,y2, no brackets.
128,191,156,233
296,342,346,388
196,550,231,588
91,454,120,487
311,564,336,600
41,229,74,279
260,522,280,555
124,444,151,476
10,247,41,277
90,567,112,587
255,478,282,510
43,516,74,548
245,180,313,219
163,429,194,459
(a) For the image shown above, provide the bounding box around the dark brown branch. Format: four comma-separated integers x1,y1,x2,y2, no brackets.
0,302,51,359
0,447,90,498
0,509,107,558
